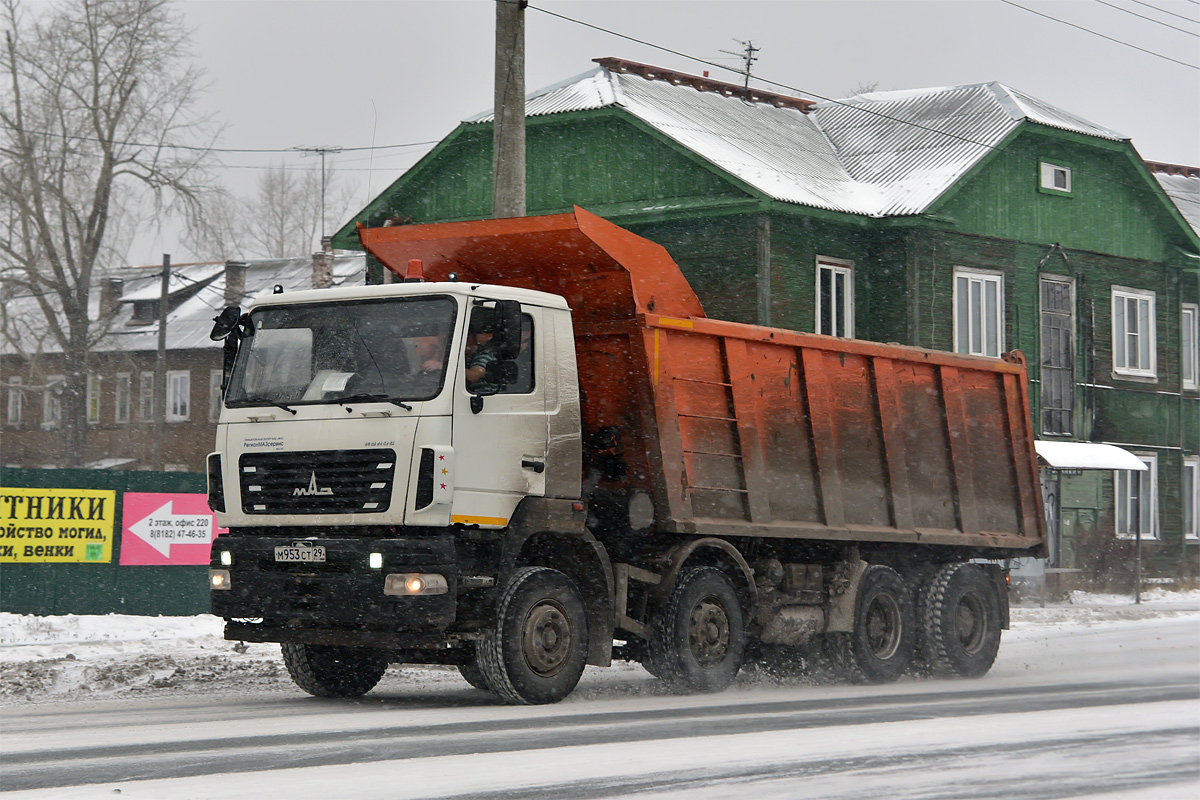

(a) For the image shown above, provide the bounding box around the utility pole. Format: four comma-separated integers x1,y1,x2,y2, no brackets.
151,254,169,471
295,145,344,240
493,0,526,218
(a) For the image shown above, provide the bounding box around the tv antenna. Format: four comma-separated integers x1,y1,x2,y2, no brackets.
293,145,344,240
720,39,760,101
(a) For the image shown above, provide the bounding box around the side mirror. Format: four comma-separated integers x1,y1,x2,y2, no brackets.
210,306,241,341
492,300,522,360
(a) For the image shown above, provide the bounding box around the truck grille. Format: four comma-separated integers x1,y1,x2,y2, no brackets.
238,449,397,515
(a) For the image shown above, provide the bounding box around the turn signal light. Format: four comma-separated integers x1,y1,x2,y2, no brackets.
384,573,448,596
210,569,231,590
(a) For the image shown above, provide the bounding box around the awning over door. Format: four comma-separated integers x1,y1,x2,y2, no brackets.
1034,441,1147,471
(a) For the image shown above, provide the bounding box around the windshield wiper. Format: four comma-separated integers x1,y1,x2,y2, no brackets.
338,393,413,411
240,397,297,415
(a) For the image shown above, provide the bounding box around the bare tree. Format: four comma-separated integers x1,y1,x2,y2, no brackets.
0,0,218,465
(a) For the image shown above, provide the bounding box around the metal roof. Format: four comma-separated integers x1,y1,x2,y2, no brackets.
467,64,1133,219
1,255,365,357
1150,169,1200,239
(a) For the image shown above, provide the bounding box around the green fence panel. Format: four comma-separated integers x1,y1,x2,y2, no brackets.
1,468,211,616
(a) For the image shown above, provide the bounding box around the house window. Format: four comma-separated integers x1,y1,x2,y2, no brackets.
816,258,854,338
954,268,1004,358
167,370,190,422
43,375,64,428
1112,287,1156,379
1185,456,1198,540
1040,161,1072,194
209,369,224,422
1040,276,1074,435
1115,453,1157,539
138,372,154,421
6,377,21,425
114,373,131,423
87,374,101,424
1183,304,1198,391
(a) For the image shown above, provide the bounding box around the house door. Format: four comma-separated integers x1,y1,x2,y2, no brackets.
1040,277,1075,436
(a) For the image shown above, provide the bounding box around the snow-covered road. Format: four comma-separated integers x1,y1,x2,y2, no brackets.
1,592,1198,799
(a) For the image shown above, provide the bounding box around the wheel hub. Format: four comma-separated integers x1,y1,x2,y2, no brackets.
688,597,731,667
522,600,572,677
864,594,901,660
955,592,987,654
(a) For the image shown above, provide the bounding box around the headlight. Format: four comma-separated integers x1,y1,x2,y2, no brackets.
384,573,448,596
220,550,233,567
210,569,231,590
369,552,383,569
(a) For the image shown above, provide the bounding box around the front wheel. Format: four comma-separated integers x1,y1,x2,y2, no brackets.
280,643,389,698
478,567,589,705
829,565,915,684
646,567,746,693
920,564,1002,678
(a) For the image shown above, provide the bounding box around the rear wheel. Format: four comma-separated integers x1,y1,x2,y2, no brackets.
478,567,589,705
829,565,915,683
646,567,746,693
280,643,389,698
920,564,1002,678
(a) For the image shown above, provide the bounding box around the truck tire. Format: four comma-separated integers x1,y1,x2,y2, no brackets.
457,656,491,692
920,564,1002,679
478,567,589,705
280,643,389,698
646,567,746,693
829,565,915,684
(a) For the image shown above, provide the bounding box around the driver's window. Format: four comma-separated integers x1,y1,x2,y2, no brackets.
464,309,534,395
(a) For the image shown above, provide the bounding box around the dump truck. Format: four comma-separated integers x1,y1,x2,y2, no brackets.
207,207,1046,704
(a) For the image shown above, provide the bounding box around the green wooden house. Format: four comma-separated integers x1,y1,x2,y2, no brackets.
332,58,1200,584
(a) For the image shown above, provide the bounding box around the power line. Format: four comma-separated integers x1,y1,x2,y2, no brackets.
1000,0,1199,68
0,122,440,155
1122,0,1200,23
1094,0,1200,36
524,3,1200,212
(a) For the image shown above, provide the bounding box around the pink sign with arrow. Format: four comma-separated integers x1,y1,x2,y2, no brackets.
120,492,227,566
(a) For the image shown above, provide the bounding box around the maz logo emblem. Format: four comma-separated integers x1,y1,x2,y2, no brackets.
294,472,334,497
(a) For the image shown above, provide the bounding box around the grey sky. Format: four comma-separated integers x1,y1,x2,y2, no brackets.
143,0,1199,263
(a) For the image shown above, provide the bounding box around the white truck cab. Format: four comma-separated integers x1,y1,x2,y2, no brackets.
209,281,582,532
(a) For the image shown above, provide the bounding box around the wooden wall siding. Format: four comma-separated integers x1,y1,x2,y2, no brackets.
938,130,1181,262
526,117,744,215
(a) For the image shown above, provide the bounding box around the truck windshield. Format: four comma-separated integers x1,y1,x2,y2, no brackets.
224,296,457,407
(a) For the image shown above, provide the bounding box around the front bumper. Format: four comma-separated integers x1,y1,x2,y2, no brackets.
211,534,458,635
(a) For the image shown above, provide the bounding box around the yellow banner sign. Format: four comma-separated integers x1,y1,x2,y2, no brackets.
0,487,116,563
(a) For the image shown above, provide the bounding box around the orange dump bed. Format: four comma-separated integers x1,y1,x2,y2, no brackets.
360,208,1046,557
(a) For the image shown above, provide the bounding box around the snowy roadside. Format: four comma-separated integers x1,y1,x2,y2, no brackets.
2,589,1197,705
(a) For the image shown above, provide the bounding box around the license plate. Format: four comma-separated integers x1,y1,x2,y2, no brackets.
274,543,326,563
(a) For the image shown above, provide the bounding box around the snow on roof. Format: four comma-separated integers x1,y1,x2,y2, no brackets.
467,61,1133,219
1034,440,1147,471
1147,162,1200,239
1,254,365,357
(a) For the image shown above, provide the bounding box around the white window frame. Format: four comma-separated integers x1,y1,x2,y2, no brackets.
1185,456,1198,541
6,377,21,425
43,375,64,428
1111,286,1157,379
1039,161,1072,194
114,373,131,423
953,267,1004,358
86,373,101,424
209,369,224,422
138,371,154,421
1182,303,1198,391
167,370,190,422
816,257,855,339
1115,453,1157,540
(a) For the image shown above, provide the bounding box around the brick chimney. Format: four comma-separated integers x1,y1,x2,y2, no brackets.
312,238,334,290
224,261,249,307
99,277,124,319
